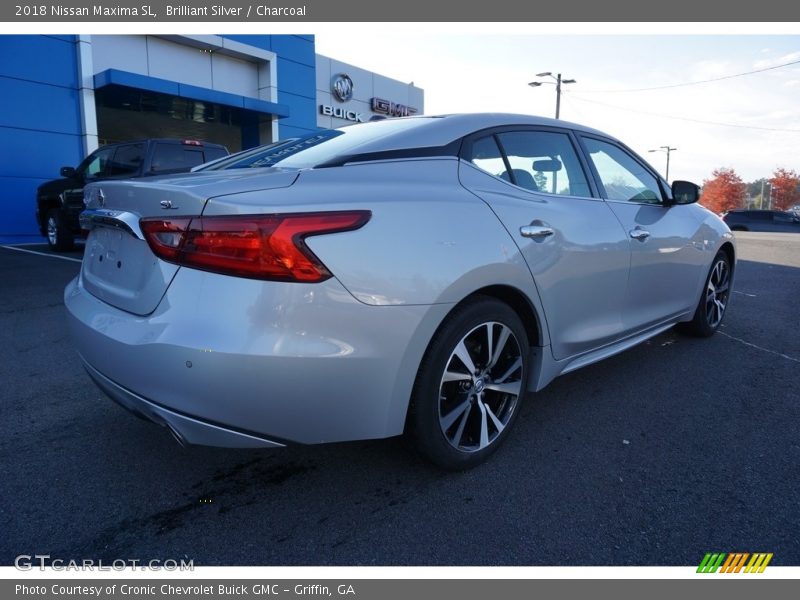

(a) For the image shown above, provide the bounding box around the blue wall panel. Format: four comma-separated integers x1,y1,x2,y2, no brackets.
0,127,83,180
0,178,54,241
0,35,78,88
277,124,321,139
276,58,316,99
0,35,81,243
271,36,316,67
277,91,318,136
0,78,82,135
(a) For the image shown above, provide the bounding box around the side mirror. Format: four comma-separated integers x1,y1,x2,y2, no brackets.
60,166,76,178
671,180,700,205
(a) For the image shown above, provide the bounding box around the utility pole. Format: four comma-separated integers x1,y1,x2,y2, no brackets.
648,146,678,181
529,72,576,119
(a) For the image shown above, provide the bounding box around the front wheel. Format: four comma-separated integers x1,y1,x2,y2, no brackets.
408,297,529,470
45,209,74,251
678,250,732,337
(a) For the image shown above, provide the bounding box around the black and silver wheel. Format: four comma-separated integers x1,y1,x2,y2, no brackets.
679,250,731,337
45,209,73,251
409,297,529,470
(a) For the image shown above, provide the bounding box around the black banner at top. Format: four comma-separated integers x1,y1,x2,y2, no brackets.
2,0,800,22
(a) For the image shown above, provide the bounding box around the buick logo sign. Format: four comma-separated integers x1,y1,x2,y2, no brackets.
332,73,354,102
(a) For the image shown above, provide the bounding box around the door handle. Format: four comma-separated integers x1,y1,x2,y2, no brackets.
629,228,651,241
520,225,555,239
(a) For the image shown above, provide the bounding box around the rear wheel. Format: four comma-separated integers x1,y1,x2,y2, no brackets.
46,209,74,251
678,250,731,337
408,297,529,470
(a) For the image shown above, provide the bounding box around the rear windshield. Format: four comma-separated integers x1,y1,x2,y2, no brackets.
204,118,434,171
151,144,228,174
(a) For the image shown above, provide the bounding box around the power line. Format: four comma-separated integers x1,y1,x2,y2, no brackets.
564,92,800,133
577,57,800,93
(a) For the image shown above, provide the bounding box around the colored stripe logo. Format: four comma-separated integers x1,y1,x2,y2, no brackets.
697,552,773,573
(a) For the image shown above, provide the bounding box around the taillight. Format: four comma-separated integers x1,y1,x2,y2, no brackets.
140,211,370,282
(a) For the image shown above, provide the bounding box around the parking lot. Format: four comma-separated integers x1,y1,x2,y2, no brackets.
1,232,798,566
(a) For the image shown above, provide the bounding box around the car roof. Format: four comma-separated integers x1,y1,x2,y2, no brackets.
340,113,617,154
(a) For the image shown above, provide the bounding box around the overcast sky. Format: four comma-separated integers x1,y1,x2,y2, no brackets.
316,34,800,185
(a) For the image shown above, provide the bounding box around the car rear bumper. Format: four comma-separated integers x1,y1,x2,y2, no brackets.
65,266,451,445
82,358,285,448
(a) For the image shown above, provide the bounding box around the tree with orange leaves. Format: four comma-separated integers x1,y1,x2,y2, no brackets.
768,168,800,211
699,168,746,214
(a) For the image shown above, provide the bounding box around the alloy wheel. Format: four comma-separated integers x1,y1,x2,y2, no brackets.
705,258,730,328
47,217,58,246
437,321,523,452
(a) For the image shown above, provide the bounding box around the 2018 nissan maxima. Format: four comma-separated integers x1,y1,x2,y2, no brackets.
66,114,735,469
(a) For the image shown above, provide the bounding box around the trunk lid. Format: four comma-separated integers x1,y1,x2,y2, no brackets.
80,168,299,315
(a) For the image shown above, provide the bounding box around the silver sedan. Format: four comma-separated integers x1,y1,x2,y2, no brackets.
66,114,735,469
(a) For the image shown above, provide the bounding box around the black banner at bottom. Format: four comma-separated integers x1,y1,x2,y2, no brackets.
3,579,796,600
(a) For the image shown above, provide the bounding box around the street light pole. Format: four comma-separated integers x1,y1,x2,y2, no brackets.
555,73,564,119
529,72,576,119
648,146,678,181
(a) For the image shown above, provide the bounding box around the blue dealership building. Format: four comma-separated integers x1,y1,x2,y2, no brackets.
0,34,423,243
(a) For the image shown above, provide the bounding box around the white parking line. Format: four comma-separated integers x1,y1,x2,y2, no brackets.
733,290,757,298
718,331,800,364
1,245,82,263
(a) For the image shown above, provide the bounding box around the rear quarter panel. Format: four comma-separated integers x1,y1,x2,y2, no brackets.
204,158,545,324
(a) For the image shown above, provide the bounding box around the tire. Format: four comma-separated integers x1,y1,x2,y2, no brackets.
45,209,74,251
678,250,731,337
408,297,529,470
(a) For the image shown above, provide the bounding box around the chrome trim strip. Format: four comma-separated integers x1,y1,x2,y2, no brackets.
79,208,145,240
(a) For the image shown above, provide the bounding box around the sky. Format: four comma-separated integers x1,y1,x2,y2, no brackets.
316,34,800,186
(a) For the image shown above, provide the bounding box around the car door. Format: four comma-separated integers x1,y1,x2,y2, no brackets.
773,211,800,232
579,136,707,331
62,146,115,209
459,128,631,360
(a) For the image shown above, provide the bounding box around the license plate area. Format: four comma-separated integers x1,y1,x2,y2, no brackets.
82,225,178,315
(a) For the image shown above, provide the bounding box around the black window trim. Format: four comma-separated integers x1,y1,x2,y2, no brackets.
316,139,463,168
459,124,602,199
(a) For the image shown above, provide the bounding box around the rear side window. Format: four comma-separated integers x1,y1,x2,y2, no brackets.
496,131,592,197
468,136,510,180
466,130,592,198
108,144,145,177
150,145,208,174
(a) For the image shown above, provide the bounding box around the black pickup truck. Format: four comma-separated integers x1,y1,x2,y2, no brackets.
36,138,228,250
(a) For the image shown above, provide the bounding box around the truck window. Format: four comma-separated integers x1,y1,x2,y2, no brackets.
108,144,145,177
151,145,209,174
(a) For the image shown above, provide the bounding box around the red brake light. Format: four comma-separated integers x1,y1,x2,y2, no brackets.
182,139,203,146
140,211,371,282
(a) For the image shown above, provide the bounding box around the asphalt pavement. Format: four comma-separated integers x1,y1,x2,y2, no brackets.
1,233,798,566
